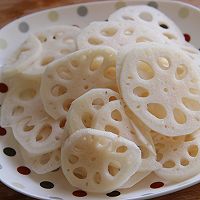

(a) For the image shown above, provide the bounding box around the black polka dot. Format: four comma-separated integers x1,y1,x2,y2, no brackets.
0,83,8,93
159,24,168,29
106,191,121,197
3,147,16,157
40,181,54,189
18,22,29,33
150,181,164,189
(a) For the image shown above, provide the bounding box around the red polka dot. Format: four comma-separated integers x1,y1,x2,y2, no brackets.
0,127,6,136
0,83,8,93
72,190,87,197
17,166,31,175
184,33,191,42
150,181,164,189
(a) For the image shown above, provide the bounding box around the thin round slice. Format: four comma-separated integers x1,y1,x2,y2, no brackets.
20,147,61,174
67,88,119,135
40,46,117,120
2,35,42,78
61,128,141,193
23,25,80,76
93,100,160,171
120,43,200,136
152,130,200,182
109,5,184,44
77,21,168,51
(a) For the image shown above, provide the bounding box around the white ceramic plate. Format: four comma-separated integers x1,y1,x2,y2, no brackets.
0,0,200,199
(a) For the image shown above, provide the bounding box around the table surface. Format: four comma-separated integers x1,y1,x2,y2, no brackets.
1,0,200,199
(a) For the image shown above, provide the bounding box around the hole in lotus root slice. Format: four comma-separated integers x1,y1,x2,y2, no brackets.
63,98,74,111
92,98,105,110
182,97,200,111
162,160,176,168
108,161,121,176
109,96,117,102
73,167,87,179
12,106,24,116
184,134,195,142
122,15,134,21
139,12,153,22
68,154,79,164
111,109,122,121
56,65,72,80
70,58,79,68
82,112,93,128
157,57,170,70
116,145,128,153
90,56,104,71
51,85,67,97
41,56,55,66
156,153,163,162
163,33,177,40
140,145,149,159
37,34,47,42
189,88,200,95
39,153,51,165
23,122,35,132
147,103,167,119
36,124,52,142
137,61,154,80
94,172,101,184
19,88,36,101
188,145,199,157
173,108,186,124
180,158,189,166
59,118,66,129
133,86,149,97
124,28,134,35
136,37,152,43
105,125,119,135
88,37,103,45
101,27,118,37
175,65,188,80
104,66,116,80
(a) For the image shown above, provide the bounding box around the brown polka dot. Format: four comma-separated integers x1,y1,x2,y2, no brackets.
0,83,8,93
184,33,191,42
150,181,164,189
0,127,6,136
72,190,87,197
106,191,121,197
17,166,31,175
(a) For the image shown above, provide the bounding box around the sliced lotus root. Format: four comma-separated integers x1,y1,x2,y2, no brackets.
1,76,47,127
109,5,184,44
40,46,117,119
120,171,151,189
93,100,160,172
120,43,200,136
77,21,168,51
67,88,119,135
12,116,66,154
2,35,42,78
152,130,200,182
61,128,141,193
20,147,61,174
20,25,80,77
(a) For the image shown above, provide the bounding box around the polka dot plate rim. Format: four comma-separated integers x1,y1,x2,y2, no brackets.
1,0,200,199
